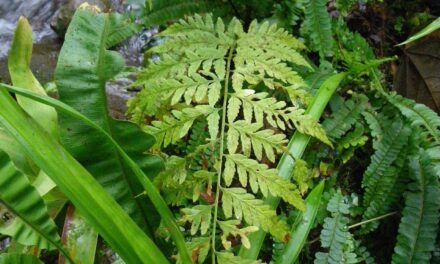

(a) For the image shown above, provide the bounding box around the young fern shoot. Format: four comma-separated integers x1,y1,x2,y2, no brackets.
129,14,331,262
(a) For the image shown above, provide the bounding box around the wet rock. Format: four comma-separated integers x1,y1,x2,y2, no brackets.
50,0,112,37
0,0,62,83
106,77,138,119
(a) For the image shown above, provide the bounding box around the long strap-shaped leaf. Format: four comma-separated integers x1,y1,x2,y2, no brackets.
239,73,347,259
276,181,325,264
0,83,191,263
0,88,169,264
0,152,65,254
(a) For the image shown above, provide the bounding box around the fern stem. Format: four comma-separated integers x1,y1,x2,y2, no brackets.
211,42,236,263
348,211,397,230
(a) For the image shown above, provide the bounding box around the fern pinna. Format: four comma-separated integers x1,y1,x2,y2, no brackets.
128,14,330,262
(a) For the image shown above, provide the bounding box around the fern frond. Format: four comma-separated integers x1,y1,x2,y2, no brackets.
362,110,386,149
227,121,287,162
323,95,368,141
362,119,411,206
224,154,304,210
146,105,217,147
216,251,261,264
218,219,258,249
315,191,357,264
221,187,290,241
180,205,212,235
392,150,440,263
301,0,334,57
385,92,440,146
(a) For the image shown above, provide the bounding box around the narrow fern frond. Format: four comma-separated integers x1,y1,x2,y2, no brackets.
221,187,290,242
315,191,357,264
362,119,411,206
323,95,368,141
384,92,440,146
301,0,334,57
146,105,217,147
392,150,440,263
224,154,304,210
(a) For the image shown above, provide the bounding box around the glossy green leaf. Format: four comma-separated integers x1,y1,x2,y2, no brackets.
0,88,169,264
55,4,164,237
0,152,63,253
239,73,347,259
276,181,325,264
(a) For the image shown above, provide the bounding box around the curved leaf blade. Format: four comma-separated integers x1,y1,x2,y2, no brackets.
0,152,61,252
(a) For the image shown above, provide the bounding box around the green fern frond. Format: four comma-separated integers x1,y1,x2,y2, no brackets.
227,121,287,162
216,251,261,264
384,92,440,146
362,119,411,206
323,95,368,141
218,219,259,249
362,110,386,148
392,150,440,263
180,205,212,235
315,191,357,264
224,154,304,210
221,187,290,241
146,105,217,147
301,0,334,57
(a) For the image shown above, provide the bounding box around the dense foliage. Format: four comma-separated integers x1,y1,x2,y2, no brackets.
0,0,439,264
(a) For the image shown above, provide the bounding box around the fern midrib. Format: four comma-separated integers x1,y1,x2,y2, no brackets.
211,41,236,263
